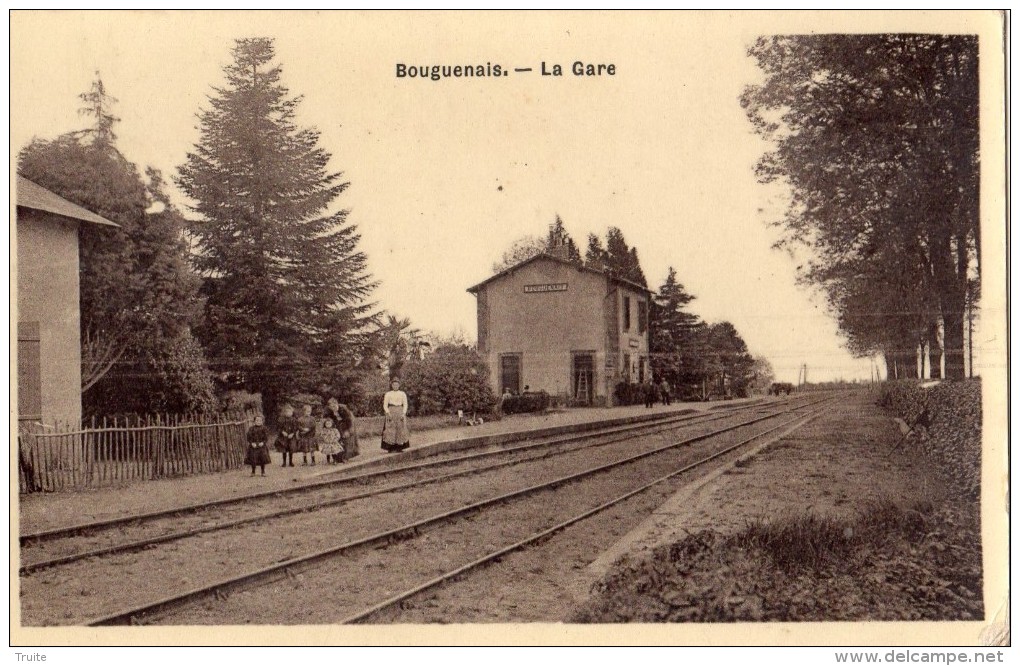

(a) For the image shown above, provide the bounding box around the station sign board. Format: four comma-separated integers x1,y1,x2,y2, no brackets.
523,283,568,293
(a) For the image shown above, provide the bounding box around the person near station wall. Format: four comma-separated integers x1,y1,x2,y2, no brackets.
643,379,658,408
660,378,672,406
381,378,410,453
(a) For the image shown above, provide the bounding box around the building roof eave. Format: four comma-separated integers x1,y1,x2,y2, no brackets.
466,252,653,295
15,175,120,228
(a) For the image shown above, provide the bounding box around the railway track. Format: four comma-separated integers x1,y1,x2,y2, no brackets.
19,398,803,575
344,407,827,624
70,395,832,626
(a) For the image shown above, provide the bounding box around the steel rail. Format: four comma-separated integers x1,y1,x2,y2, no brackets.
19,403,785,574
21,398,790,545
20,403,781,574
84,396,830,626
340,406,828,624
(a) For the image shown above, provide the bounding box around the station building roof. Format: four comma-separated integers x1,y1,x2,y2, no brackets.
16,175,120,228
467,253,653,296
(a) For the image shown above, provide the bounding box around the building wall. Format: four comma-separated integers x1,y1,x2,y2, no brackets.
17,210,82,426
478,259,610,400
614,287,651,384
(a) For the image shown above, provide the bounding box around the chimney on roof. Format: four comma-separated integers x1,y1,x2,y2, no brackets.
546,224,570,261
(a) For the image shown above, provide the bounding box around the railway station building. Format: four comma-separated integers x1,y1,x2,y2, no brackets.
468,252,652,406
16,175,119,427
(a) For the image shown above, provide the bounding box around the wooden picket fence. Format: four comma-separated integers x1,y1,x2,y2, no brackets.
18,410,260,493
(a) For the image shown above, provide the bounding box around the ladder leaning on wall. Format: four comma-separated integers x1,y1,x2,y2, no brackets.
575,370,590,405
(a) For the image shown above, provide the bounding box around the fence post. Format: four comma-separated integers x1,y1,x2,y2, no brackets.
155,413,164,480
18,431,40,493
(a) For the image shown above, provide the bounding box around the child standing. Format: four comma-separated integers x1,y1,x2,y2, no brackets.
317,418,345,464
277,404,299,467
244,415,272,476
297,403,318,465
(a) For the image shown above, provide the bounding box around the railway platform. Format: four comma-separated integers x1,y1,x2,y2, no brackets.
17,397,762,536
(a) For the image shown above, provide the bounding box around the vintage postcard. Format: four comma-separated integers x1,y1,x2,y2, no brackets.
9,10,1009,649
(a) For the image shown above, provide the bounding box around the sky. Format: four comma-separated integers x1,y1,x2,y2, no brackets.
10,11,1002,384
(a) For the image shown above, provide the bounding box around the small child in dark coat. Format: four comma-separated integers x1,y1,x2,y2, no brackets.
244,415,272,476
277,404,299,467
297,403,318,466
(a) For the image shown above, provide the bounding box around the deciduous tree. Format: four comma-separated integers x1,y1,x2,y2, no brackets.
19,75,215,415
491,235,547,273
741,34,978,379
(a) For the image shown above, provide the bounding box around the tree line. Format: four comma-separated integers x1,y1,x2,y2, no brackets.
20,39,382,419
19,37,771,422
741,34,979,380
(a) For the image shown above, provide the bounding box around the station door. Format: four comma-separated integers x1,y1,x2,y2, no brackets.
572,353,595,405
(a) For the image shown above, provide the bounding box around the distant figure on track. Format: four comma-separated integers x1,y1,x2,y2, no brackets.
276,403,299,467
297,403,318,466
245,414,272,476
382,378,410,453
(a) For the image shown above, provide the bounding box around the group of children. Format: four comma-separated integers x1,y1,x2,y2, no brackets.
243,401,358,476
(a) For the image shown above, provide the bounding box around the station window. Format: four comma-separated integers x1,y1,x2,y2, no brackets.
637,299,648,334
623,296,631,331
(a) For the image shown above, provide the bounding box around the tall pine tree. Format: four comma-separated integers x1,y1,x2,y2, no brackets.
649,267,708,394
177,38,376,418
603,226,648,287
585,233,609,269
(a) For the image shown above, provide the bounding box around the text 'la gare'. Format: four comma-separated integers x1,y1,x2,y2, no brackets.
543,61,616,76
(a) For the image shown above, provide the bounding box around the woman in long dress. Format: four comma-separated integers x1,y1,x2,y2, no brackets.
324,397,359,460
381,378,410,453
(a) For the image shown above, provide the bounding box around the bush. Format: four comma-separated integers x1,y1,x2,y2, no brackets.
221,390,261,413
399,344,497,417
877,379,981,500
614,382,647,406
501,391,551,415
302,368,373,418
84,330,218,417
574,501,983,622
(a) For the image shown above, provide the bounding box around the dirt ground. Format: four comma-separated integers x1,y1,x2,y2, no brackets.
591,392,946,564
394,391,950,622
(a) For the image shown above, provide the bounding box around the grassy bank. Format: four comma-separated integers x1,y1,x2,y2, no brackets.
575,382,983,622
574,501,981,622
